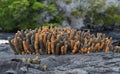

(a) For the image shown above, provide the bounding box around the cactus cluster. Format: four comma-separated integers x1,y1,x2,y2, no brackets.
22,56,40,64
8,26,113,55
21,56,47,71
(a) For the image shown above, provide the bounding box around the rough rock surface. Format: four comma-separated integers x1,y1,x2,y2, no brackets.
0,44,120,74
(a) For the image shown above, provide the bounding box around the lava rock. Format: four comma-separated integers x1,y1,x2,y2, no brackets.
5,69,17,74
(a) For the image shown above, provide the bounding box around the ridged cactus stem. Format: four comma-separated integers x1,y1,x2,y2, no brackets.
47,41,51,54
13,36,21,54
8,37,17,54
31,34,35,52
22,39,30,54
34,33,39,53
55,43,60,55
43,33,47,48
39,39,44,53
104,44,109,53
61,45,65,55
51,40,55,54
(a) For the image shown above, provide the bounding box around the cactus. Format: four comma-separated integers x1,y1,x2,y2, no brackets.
55,43,60,55
22,58,26,62
22,39,30,54
32,56,40,64
17,37,24,54
61,45,65,55
72,41,80,54
34,33,39,53
43,65,47,71
47,41,51,54
13,35,21,54
21,56,40,64
8,26,115,55
51,40,55,54
104,44,110,53
8,37,17,54
27,58,32,63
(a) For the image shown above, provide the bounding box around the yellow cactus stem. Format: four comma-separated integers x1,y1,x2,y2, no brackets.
32,56,40,64
22,58,26,62
27,58,32,63
43,65,47,71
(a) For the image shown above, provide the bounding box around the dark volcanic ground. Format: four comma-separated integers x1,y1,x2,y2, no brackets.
0,43,120,74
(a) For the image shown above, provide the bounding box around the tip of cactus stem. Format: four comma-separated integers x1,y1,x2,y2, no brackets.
43,65,47,71
22,58,26,62
27,58,32,63
32,56,40,64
